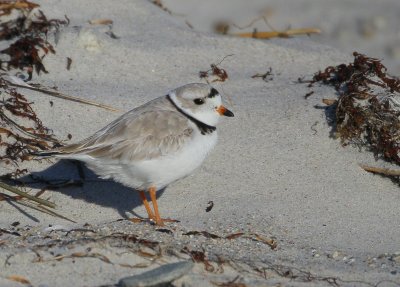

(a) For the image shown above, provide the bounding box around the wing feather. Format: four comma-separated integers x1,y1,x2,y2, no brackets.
54,107,193,161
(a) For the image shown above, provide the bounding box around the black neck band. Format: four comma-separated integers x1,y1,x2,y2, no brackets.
167,94,216,135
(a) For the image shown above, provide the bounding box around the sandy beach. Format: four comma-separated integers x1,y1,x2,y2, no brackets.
0,1,399,286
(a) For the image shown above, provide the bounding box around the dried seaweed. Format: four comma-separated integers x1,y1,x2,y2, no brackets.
304,91,314,99
151,0,173,14
0,72,69,218
0,2,68,186
0,80,60,166
308,52,400,166
225,232,244,240
183,230,277,250
30,231,161,252
156,228,173,234
199,55,233,83
0,227,21,236
183,230,220,239
1,36,55,78
182,247,215,272
34,249,154,269
0,0,68,78
252,67,274,82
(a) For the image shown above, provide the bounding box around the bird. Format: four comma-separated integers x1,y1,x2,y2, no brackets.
35,83,234,226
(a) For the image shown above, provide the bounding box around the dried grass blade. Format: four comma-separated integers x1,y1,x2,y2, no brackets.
33,204,76,223
8,82,121,112
0,181,56,208
16,199,76,223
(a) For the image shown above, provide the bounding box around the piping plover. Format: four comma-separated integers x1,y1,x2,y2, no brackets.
37,83,234,226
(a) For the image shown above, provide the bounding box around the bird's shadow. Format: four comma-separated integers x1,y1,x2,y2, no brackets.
14,160,165,221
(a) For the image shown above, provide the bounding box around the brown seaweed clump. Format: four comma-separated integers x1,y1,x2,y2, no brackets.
0,77,60,168
310,52,400,164
0,0,68,80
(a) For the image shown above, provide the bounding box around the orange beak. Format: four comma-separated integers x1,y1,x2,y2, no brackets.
216,105,234,117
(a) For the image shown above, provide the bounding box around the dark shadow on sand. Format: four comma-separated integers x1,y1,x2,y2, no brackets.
13,159,166,221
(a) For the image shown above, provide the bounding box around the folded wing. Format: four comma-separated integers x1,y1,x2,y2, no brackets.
44,109,193,162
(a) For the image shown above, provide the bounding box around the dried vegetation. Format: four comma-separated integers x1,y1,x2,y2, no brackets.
0,1,77,217
0,0,68,79
0,79,60,166
0,1,119,215
307,52,400,178
199,54,233,83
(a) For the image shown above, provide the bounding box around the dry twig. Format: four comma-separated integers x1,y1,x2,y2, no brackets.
234,28,321,39
6,275,31,285
360,165,400,176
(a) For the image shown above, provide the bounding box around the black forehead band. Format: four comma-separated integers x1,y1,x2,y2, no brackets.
208,88,219,98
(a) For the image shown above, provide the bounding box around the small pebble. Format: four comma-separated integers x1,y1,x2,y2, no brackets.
332,251,340,259
346,258,355,264
311,249,320,258
43,225,67,232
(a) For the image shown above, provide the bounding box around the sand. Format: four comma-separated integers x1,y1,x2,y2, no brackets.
0,0,399,286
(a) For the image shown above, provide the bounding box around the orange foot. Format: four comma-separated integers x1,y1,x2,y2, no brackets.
136,187,179,226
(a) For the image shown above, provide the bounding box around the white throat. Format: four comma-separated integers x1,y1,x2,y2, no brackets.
168,92,220,127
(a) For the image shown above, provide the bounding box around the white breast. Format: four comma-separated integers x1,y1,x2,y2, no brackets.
86,129,218,191
140,130,218,190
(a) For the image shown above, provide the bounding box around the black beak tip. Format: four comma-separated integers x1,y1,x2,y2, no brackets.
224,109,234,117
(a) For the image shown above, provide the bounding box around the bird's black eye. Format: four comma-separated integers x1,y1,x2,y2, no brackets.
193,98,205,105
208,88,219,98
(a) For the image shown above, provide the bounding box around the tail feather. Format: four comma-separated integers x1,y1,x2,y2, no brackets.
30,150,63,157
31,141,84,157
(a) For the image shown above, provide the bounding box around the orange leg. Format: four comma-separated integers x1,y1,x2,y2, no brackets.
149,186,164,226
139,190,155,220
